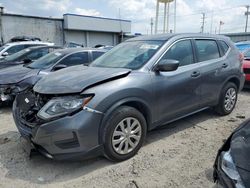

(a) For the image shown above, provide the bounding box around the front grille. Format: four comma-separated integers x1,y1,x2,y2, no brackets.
244,68,250,74
16,90,51,127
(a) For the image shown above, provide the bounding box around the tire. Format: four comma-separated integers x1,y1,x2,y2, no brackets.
214,82,238,116
103,106,147,162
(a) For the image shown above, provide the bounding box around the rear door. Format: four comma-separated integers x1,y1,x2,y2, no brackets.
194,39,230,106
152,39,202,124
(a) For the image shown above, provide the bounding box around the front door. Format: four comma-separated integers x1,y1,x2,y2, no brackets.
151,39,202,126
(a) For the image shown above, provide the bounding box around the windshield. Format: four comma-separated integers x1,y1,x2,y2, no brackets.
90,40,164,70
28,51,64,69
0,45,9,53
3,48,31,62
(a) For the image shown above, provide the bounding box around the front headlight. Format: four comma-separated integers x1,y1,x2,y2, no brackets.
38,95,93,120
221,150,245,188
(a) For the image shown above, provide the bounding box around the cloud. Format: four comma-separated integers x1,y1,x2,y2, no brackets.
74,8,101,16
41,0,71,12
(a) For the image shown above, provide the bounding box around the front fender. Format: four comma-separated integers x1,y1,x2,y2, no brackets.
97,96,152,145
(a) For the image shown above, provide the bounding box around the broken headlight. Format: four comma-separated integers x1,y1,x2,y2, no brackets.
37,96,93,120
221,150,245,188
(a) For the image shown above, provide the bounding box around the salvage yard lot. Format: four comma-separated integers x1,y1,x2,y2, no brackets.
0,90,250,188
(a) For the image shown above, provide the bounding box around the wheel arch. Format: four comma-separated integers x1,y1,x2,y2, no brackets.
227,77,240,91
98,97,152,145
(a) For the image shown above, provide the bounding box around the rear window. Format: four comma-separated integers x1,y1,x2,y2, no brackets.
195,40,220,62
218,40,229,56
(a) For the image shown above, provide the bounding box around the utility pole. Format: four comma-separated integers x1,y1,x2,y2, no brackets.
119,8,123,42
0,7,4,45
155,0,159,34
174,0,177,33
210,11,214,34
150,18,154,35
219,21,224,34
245,5,250,32
201,13,206,33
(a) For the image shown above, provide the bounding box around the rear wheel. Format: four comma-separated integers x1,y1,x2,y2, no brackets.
214,82,237,115
103,106,147,162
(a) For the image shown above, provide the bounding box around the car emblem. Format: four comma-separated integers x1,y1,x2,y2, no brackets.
25,98,30,104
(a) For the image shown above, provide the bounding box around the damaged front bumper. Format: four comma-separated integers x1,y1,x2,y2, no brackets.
13,97,105,160
0,85,15,102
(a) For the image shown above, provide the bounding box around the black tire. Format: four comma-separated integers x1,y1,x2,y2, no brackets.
214,82,238,116
103,106,147,162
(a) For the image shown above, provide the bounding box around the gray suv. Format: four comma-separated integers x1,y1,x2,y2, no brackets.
13,34,245,161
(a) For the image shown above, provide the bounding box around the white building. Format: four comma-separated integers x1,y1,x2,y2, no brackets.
0,7,131,47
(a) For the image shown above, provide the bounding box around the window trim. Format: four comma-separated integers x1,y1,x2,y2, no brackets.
151,38,195,71
217,40,230,58
193,39,221,63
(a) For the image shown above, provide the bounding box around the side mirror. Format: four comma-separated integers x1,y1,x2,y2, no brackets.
23,58,32,64
53,64,67,71
154,59,179,72
2,52,8,57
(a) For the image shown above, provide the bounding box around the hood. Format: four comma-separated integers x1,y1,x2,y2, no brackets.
230,120,250,172
0,61,23,69
34,65,131,94
0,65,40,85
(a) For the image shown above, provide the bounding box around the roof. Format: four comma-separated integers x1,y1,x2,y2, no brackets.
26,45,62,50
54,47,107,55
64,13,131,23
127,33,230,41
2,13,62,21
4,41,54,46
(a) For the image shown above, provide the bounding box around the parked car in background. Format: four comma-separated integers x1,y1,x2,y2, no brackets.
0,48,106,103
13,33,244,162
97,45,114,51
0,41,54,59
214,119,250,188
0,46,62,69
243,49,250,88
65,42,84,48
7,36,41,43
235,41,250,52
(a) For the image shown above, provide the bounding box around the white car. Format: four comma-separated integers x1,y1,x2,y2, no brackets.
0,41,54,59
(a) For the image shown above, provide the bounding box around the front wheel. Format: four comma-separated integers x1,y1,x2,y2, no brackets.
103,106,147,162
214,82,238,115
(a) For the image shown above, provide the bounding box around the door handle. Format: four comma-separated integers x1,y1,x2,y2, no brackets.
222,63,228,68
191,71,200,78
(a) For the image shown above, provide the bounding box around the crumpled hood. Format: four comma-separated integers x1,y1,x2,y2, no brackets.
34,65,131,94
0,65,39,85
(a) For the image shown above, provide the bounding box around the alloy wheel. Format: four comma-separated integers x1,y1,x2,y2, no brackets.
112,117,142,155
224,88,236,111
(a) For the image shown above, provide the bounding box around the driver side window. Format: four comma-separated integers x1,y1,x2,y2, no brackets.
161,40,194,67
58,52,89,66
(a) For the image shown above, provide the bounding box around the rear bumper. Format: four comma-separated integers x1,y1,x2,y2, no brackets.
13,100,104,160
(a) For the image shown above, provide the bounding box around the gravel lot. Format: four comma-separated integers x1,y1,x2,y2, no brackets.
0,90,250,188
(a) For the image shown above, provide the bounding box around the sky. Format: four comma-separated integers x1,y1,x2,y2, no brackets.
0,0,249,34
